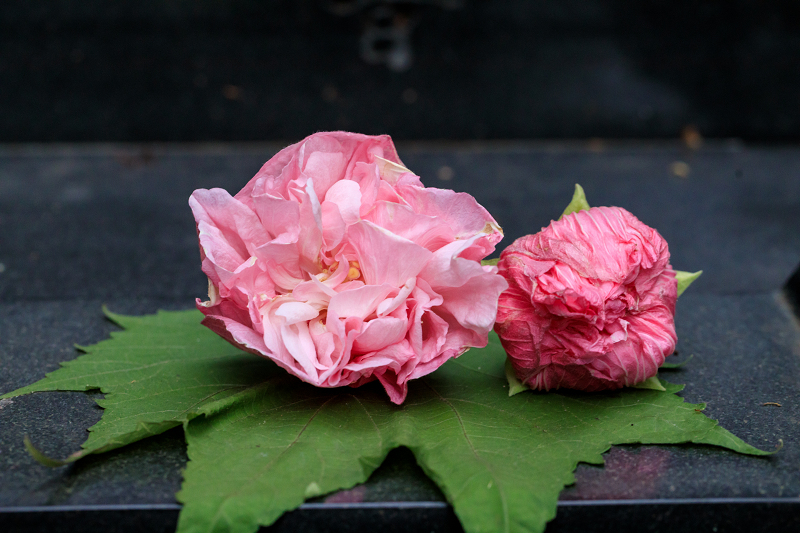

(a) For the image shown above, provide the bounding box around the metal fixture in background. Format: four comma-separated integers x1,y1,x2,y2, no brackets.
321,0,464,72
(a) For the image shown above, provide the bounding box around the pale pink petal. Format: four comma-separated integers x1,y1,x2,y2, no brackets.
373,156,412,185
323,180,362,224
418,236,487,290
396,185,502,245
309,320,336,369
198,312,269,356
251,194,300,242
304,150,347,200
190,188,270,257
364,201,454,251
436,273,508,332
292,278,336,303
347,220,433,287
275,301,320,325
196,221,247,277
296,179,324,271
350,162,381,217
281,321,321,383
321,201,346,251
328,283,395,319
377,278,415,316
236,141,302,203
252,242,304,292
405,281,447,360
376,372,408,405
353,317,408,353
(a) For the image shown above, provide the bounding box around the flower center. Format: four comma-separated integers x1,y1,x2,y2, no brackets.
317,260,362,282
347,261,361,280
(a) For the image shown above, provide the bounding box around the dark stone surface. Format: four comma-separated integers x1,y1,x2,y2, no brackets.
1,1,799,142
1,144,799,531
1,143,799,302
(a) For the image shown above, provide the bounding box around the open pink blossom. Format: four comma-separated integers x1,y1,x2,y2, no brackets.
190,131,507,404
495,206,677,391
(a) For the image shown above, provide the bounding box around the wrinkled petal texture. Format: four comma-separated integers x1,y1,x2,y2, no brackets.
190,131,507,404
495,206,678,391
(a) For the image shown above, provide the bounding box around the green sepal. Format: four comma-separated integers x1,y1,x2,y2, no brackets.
632,376,667,392
505,359,529,396
661,354,694,369
481,258,500,267
560,184,590,218
675,270,702,297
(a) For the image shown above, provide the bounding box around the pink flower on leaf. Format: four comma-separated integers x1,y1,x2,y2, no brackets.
190,132,507,404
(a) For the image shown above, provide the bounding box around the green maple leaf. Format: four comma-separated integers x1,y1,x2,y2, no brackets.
1,308,269,462
4,311,765,533
3,311,770,533
177,328,769,533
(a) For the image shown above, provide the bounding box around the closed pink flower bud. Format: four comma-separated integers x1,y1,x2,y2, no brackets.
495,206,677,391
190,131,507,404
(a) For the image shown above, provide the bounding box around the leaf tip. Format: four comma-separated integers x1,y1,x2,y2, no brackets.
23,435,76,468
102,305,127,327
304,481,322,498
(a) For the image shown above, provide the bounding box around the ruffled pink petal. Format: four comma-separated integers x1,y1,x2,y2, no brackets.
418,236,488,290
321,202,347,251
235,142,300,205
353,317,408,353
251,194,301,242
396,185,503,245
190,188,270,258
323,180,362,225
364,201,455,252
275,301,320,325
347,220,433,287
436,272,508,332
376,372,408,405
295,180,324,272
303,150,347,201
328,283,395,320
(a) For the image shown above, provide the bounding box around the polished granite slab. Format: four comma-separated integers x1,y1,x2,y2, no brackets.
1,142,799,532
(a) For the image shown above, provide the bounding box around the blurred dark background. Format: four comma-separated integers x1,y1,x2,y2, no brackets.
2,0,799,142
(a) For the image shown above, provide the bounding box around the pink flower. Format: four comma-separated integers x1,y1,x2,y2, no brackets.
189,131,507,404
495,206,677,391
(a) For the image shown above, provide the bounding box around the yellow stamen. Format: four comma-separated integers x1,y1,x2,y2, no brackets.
347,267,361,280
